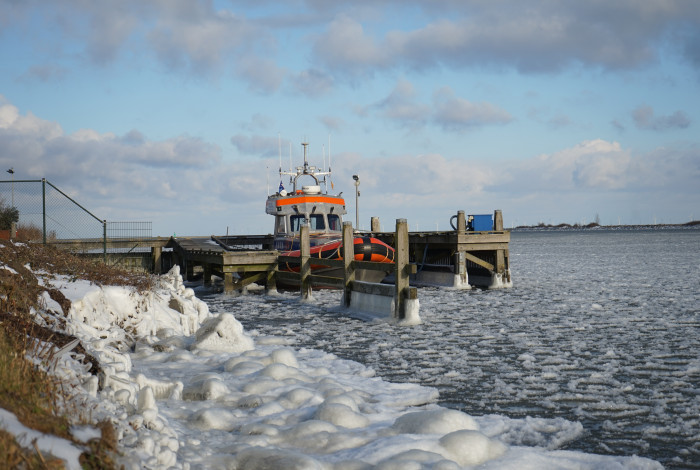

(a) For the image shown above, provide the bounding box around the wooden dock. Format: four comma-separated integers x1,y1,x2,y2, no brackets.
369,210,511,288
165,209,510,293
50,210,511,319
166,235,278,293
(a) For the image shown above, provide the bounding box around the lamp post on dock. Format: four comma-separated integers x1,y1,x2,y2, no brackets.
352,174,360,229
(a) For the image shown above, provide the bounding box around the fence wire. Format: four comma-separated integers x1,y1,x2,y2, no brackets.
106,221,153,255
0,179,152,258
0,179,105,241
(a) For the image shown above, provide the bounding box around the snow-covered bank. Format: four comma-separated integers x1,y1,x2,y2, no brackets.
8,264,662,469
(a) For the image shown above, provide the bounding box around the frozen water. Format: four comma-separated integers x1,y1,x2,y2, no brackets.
4,231,691,468
204,229,700,468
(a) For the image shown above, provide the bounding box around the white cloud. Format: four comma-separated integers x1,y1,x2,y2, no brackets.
501,138,700,196
1,97,698,235
148,7,265,74
632,105,691,131
230,134,287,157
0,100,222,220
375,80,430,128
7,1,700,89
319,116,345,132
235,56,287,94
309,1,700,75
0,100,63,140
6,1,268,76
312,15,390,76
432,87,513,131
371,81,512,132
289,69,334,97
512,139,633,191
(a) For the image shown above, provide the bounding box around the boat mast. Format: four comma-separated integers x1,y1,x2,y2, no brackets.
279,141,332,193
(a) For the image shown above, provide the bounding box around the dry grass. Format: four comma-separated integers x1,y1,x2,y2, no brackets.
0,240,155,469
15,222,57,243
0,429,65,470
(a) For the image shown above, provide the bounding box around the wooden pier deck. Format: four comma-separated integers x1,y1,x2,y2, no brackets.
166,236,279,292
52,209,511,298
46,210,510,320
164,210,510,293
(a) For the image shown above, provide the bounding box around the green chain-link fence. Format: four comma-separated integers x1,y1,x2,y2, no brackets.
0,179,151,261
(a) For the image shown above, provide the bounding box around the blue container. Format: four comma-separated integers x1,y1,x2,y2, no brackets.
469,214,493,231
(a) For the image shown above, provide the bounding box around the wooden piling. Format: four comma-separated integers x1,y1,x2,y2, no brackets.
457,210,466,231
203,264,212,285
185,260,194,281
300,224,311,299
394,218,410,320
224,273,234,292
266,268,277,294
151,245,162,274
371,217,381,232
453,251,466,284
494,209,503,231
342,221,355,307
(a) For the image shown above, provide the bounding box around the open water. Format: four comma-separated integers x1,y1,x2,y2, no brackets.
203,228,700,468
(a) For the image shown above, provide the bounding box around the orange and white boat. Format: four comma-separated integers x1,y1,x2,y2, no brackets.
266,143,394,283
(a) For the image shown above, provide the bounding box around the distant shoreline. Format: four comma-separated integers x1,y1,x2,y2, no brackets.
511,221,700,231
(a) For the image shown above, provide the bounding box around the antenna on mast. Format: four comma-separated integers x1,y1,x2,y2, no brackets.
288,142,293,184
322,144,327,193
278,133,282,174
301,142,310,175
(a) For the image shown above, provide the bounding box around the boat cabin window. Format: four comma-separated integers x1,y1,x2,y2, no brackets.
309,214,325,230
328,214,341,231
290,214,326,232
274,215,286,235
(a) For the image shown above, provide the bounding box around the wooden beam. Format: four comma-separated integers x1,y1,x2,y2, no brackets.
352,280,395,297
236,272,267,289
278,256,344,269
461,243,510,252
310,274,344,289
222,264,278,273
463,252,494,272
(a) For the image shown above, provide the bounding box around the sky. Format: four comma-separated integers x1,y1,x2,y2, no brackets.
0,0,699,236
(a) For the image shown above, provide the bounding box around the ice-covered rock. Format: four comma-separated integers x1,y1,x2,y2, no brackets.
393,409,479,435
191,312,255,352
439,430,508,466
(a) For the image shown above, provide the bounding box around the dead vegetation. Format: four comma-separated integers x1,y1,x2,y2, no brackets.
0,240,155,469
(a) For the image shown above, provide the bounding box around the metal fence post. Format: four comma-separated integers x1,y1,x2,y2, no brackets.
103,220,107,263
42,178,46,244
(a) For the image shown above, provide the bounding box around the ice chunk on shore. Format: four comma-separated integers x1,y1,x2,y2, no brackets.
191,312,254,352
